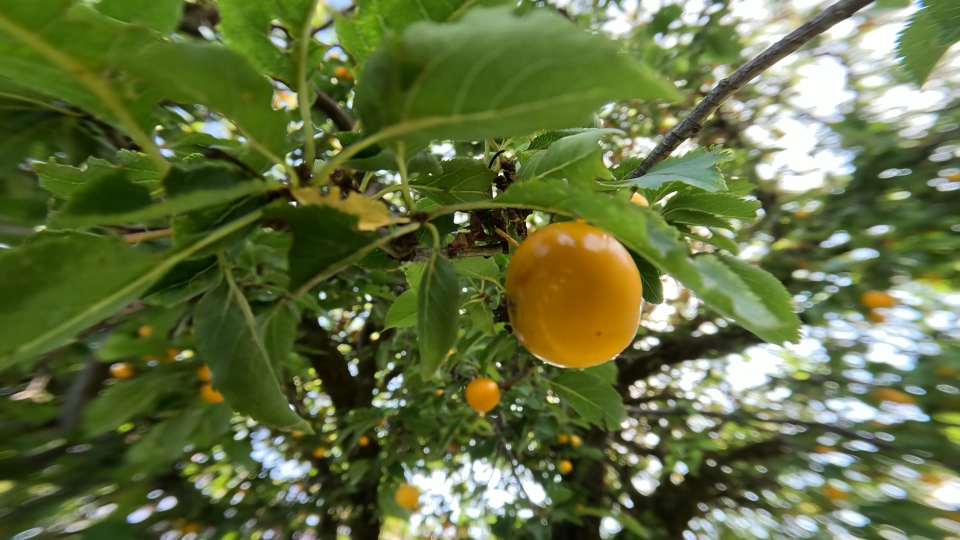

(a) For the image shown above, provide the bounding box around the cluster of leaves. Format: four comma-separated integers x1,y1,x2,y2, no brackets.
0,0,957,539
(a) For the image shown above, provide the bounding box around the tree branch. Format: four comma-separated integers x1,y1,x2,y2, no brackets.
409,243,507,262
314,89,354,132
628,0,874,178
298,314,360,411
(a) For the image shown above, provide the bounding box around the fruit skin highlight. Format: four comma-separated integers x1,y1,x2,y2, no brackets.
506,221,642,368
465,378,500,413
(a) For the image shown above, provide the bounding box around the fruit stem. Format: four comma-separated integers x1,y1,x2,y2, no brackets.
494,228,520,248
424,222,441,253
358,170,375,193
394,142,416,210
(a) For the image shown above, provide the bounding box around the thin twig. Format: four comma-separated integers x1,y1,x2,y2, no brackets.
312,4,356,37
409,244,506,262
628,0,873,178
123,228,173,243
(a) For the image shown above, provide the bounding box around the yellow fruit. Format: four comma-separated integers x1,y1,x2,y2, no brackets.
868,310,885,324
505,222,642,368
292,431,304,439
936,366,957,377
334,66,354,82
182,523,200,534
359,435,370,447
630,193,649,207
570,435,581,448
557,434,569,444
137,325,152,337
196,365,212,382
433,389,445,397
559,460,573,474
200,384,224,404
947,173,960,182
313,448,327,459
874,388,914,405
861,290,895,309
164,348,180,362
395,483,419,509
109,362,135,380
825,485,849,501
465,378,500,413
794,211,810,218
814,445,834,454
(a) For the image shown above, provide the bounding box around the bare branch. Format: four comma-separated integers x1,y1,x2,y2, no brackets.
314,89,354,132
629,0,874,178
409,244,507,262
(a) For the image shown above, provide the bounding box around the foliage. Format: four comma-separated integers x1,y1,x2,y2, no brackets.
0,1,957,539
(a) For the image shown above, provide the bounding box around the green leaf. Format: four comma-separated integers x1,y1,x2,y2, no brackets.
662,191,761,221
384,289,418,329
95,0,182,33
35,152,162,198
143,258,222,307
632,254,663,305
550,371,626,430
194,279,310,431
126,409,200,467
526,128,594,151
584,362,618,385
345,147,442,175
664,209,734,230
452,256,499,283
115,41,290,163
518,129,620,182
82,374,168,437
272,205,392,293
335,0,509,64
896,0,960,85
0,3,159,132
685,229,740,255
81,519,136,540
0,210,264,369
354,7,677,147
53,172,267,227
613,148,730,191
713,255,800,344
410,158,496,205
455,180,798,344
402,262,427,294
218,0,302,83
260,299,301,379
0,233,157,369
466,301,496,336
417,254,461,380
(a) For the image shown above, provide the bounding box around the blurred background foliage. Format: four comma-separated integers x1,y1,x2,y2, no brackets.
0,0,959,539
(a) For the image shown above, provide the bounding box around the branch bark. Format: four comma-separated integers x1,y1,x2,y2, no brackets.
628,0,874,178
314,89,355,132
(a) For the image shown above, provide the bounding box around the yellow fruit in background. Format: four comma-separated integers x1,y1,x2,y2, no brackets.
570,435,581,448
814,445,834,454
559,460,573,474
395,483,419,509
359,435,370,447
200,384,224,404
936,366,957,377
196,365,212,382
505,222,642,368
313,448,326,459
630,193,649,207
182,523,200,534
137,325,152,337
334,66,354,82
558,434,569,444
292,431,304,439
868,310,885,324
465,378,500,413
433,389,445,397
109,362,135,380
861,290,895,309
825,485,849,501
164,348,180,362
874,387,914,405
